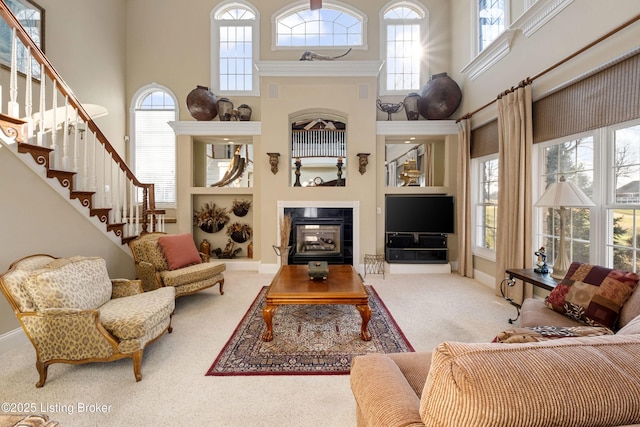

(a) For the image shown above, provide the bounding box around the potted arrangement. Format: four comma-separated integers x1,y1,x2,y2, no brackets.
227,222,252,243
232,199,252,217
194,203,230,233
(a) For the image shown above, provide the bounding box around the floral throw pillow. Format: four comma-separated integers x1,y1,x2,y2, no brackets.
545,262,639,329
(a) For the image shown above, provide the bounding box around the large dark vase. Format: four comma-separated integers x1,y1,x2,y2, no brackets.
418,73,462,120
186,86,218,121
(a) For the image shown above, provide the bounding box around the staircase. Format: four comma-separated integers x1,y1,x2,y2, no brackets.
0,2,164,245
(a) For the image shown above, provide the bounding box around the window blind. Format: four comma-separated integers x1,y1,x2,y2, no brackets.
134,110,176,205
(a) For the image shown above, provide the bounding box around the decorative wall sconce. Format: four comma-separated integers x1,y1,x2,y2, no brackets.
357,153,370,174
267,152,280,174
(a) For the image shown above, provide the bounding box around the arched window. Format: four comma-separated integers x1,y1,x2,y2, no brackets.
211,1,259,96
130,84,178,206
274,2,365,48
381,1,428,95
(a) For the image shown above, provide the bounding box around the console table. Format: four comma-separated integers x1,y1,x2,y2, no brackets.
501,268,561,324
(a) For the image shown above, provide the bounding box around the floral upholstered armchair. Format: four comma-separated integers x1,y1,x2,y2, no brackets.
0,255,175,387
128,232,226,298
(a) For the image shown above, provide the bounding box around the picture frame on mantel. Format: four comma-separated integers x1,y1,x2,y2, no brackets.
0,0,45,79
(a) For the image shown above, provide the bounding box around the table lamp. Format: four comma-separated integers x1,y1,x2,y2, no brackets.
535,176,595,279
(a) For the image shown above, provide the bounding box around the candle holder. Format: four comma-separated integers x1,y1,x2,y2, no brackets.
336,157,344,186
294,158,302,187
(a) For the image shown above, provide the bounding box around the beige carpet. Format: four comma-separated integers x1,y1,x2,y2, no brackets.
0,270,514,426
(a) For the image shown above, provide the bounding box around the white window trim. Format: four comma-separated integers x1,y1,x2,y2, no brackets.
129,82,179,209
210,0,260,97
461,0,573,81
378,0,429,96
271,0,368,51
471,153,498,261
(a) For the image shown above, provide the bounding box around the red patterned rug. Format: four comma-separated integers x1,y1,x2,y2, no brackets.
207,285,413,376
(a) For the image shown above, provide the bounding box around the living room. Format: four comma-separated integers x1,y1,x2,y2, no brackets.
1,0,640,426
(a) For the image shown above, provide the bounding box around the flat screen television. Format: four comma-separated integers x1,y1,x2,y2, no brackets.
385,195,455,234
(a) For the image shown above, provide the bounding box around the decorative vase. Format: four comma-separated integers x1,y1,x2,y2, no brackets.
230,231,248,243
217,97,234,121
199,221,225,233
247,242,253,259
186,85,218,121
403,92,421,120
233,207,248,217
237,104,252,121
199,239,211,256
418,73,462,120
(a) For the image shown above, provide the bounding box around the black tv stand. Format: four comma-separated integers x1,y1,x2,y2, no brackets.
385,232,448,264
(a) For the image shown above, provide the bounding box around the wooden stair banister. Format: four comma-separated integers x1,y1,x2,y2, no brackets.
0,0,164,240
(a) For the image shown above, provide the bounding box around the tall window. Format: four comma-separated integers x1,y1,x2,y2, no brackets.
478,0,505,52
274,2,364,47
473,155,499,257
381,2,427,94
535,120,640,271
537,137,594,266
609,123,640,271
211,2,258,95
131,85,177,207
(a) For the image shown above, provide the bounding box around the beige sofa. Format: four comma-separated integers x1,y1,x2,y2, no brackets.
350,264,640,427
0,255,175,387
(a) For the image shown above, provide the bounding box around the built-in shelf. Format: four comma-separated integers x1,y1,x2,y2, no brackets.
168,121,261,136
376,120,459,136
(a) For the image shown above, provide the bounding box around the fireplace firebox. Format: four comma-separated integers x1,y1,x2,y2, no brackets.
285,208,353,265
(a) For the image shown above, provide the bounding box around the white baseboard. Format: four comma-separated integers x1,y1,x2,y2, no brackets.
0,327,28,355
473,268,496,289
387,263,451,274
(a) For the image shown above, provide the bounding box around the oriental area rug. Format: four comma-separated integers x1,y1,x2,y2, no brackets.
207,286,413,376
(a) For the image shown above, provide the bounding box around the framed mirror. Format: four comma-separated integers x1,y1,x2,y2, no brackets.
193,136,253,187
385,137,445,187
289,117,346,187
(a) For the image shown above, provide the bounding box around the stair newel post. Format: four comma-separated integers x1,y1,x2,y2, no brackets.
128,180,135,236
72,114,79,174
61,97,70,170
25,46,33,141
50,80,57,168
37,64,45,146
90,132,97,193
7,28,18,117
81,122,89,191
120,170,127,232
114,165,122,224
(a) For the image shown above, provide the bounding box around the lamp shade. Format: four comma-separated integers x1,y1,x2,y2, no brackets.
535,176,595,208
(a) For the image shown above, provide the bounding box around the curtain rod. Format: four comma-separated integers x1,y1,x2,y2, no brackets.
456,13,640,123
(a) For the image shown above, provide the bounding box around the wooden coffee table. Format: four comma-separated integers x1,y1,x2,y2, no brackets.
262,264,372,342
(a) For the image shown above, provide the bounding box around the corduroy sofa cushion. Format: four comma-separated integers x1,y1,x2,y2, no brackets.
420,335,640,427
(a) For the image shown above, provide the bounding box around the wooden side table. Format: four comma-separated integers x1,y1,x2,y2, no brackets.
501,268,560,324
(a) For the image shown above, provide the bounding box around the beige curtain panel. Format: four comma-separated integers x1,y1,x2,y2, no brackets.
495,85,534,304
456,118,473,278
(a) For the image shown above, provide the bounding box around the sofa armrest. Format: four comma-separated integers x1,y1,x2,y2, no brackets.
350,353,425,427
134,261,161,292
18,310,118,362
111,279,143,299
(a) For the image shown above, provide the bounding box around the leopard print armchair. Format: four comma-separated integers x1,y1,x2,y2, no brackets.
0,254,175,387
